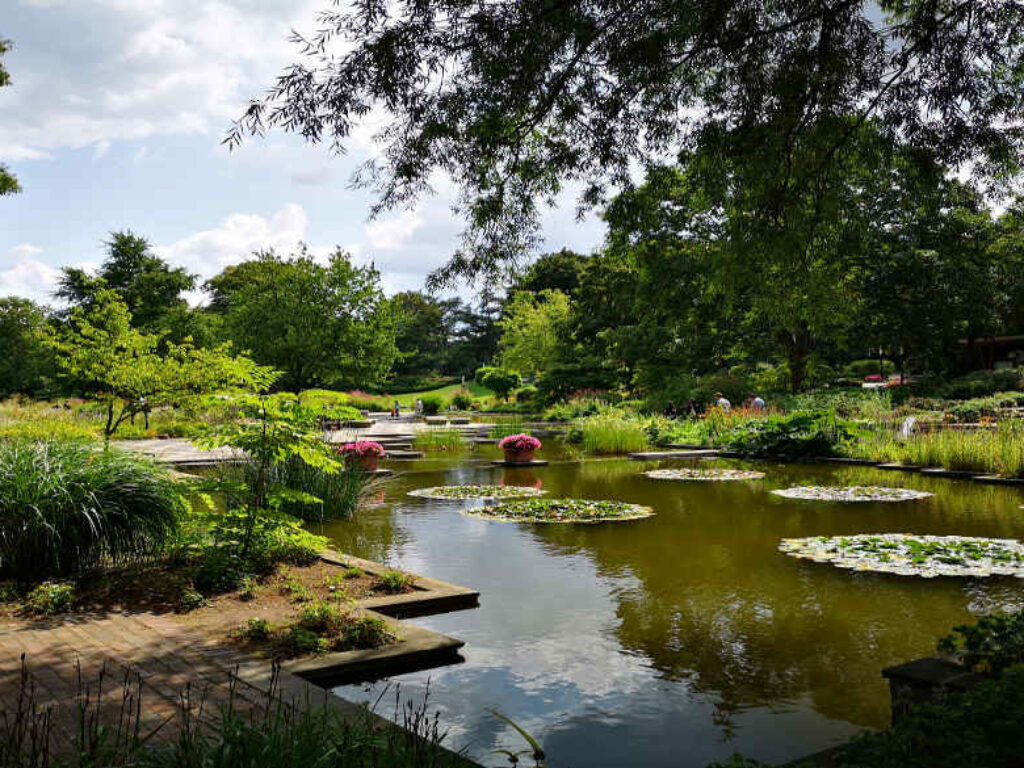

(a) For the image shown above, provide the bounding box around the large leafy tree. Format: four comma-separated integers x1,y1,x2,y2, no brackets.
48,290,274,442
206,247,398,391
56,231,197,334
389,291,460,381
498,289,572,377
1,39,21,197
0,298,53,397
231,1,1024,283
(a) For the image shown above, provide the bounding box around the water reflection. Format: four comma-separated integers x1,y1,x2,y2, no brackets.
322,456,1024,767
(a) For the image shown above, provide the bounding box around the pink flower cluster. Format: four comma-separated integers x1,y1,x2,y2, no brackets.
498,433,542,452
338,440,387,457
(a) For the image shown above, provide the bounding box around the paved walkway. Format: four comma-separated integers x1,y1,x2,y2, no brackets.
0,610,334,749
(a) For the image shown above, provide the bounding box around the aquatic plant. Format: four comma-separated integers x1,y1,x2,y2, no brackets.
644,468,765,481
469,498,654,524
408,484,547,500
0,440,184,580
412,428,465,452
771,486,933,502
779,534,1024,577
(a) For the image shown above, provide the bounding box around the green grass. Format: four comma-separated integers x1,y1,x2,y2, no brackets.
0,440,185,580
392,380,492,408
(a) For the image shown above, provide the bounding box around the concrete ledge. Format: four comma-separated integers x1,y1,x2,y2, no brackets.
821,456,882,466
628,449,720,460
283,623,465,687
876,462,923,472
973,475,1024,486
919,467,979,479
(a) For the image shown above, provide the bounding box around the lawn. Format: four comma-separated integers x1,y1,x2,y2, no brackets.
391,380,493,408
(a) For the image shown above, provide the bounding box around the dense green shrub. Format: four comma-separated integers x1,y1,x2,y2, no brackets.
24,581,76,615
724,411,852,459
265,455,372,521
512,385,538,408
448,388,474,410
844,359,896,379
420,395,443,415
938,609,1024,674
0,441,184,580
475,366,522,401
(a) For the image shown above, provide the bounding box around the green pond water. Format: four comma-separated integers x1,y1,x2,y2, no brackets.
319,446,1024,767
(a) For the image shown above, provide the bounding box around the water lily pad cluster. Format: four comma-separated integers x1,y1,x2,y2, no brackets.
407,484,547,501
779,534,1024,578
467,498,655,524
771,485,933,502
644,468,765,481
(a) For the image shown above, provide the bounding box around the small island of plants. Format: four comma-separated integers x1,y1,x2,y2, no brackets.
407,484,547,501
644,468,765,482
779,534,1024,578
771,485,934,502
467,498,654,524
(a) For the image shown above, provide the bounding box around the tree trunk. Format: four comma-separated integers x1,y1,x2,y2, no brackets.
782,324,811,393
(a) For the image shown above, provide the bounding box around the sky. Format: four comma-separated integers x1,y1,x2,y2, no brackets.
0,0,605,306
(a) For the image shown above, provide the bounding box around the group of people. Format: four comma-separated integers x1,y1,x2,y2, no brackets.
663,392,765,419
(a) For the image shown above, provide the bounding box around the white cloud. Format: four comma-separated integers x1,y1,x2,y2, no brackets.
9,243,42,258
93,139,111,159
1,0,325,158
1,244,61,304
154,203,310,286
365,209,424,250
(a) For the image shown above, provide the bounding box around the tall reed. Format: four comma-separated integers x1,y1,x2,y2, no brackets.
576,413,649,455
412,427,466,453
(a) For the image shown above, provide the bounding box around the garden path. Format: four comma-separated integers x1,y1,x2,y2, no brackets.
0,609,361,751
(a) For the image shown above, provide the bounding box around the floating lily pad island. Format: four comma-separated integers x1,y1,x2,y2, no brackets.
408,485,547,501
644,468,765,481
771,485,933,502
466,498,655,524
780,534,1024,578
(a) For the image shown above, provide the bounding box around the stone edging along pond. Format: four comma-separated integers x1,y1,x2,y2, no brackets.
644,468,765,481
407,484,547,501
779,534,1024,578
771,485,934,502
281,551,480,687
464,498,655,524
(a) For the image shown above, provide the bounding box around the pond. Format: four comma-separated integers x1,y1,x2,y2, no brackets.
318,447,1024,767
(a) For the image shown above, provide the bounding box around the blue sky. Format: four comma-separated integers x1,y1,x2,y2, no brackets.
0,0,604,305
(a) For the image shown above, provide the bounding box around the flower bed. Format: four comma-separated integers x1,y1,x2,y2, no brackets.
337,441,386,457
779,534,1024,578
771,485,933,502
466,498,654,524
407,484,547,501
644,468,765,481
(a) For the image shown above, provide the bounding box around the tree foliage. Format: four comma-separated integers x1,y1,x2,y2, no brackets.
1,39,22,197
47,290,276,440
205,247,398,391
0,298,53,397
498,289,572,377
231,1,1024,282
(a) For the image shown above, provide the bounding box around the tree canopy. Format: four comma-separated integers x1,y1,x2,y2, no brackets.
1,39,21,197
231,1,1024,283
205,247,399,391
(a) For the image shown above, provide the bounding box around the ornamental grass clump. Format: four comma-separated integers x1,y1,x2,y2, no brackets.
0,440,184,580
412,427,465,452
573,413,648,455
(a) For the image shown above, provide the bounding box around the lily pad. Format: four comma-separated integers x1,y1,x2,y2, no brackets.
408,484,547,501
644,468,765,481
771,485,933,502
466,498,654,524
779,534,1024,578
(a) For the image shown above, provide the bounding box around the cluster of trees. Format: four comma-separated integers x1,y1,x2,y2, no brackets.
0,232,504,398
490,133,1024,401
